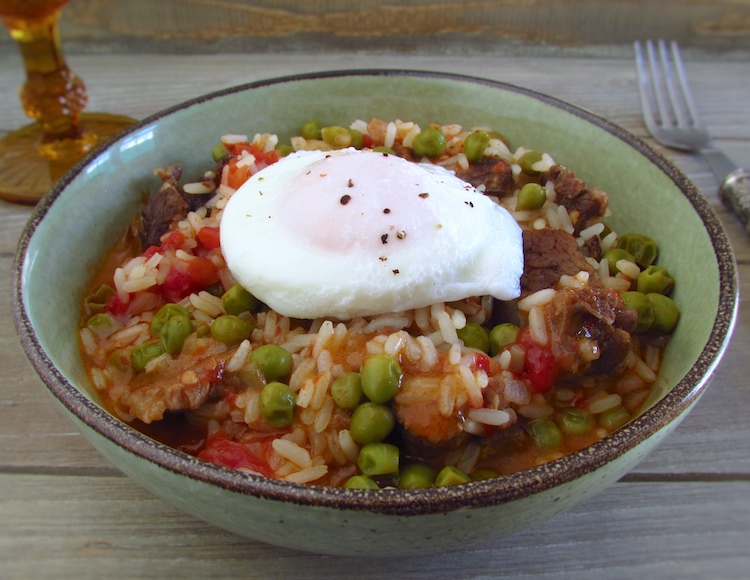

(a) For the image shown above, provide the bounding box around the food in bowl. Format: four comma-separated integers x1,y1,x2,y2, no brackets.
78,117,680,489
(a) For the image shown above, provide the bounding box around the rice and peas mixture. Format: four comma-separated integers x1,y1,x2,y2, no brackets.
78,118,680,489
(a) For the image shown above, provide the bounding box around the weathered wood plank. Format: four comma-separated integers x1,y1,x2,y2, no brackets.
1,473,749,578
1,0,748,57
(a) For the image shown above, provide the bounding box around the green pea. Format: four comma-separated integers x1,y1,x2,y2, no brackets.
249,344,293,382
299,119,322,140
489,323,520,356
86,312,117,338
132,338,165,371
195,322,210,338
398,464,436,489
151,303,192,336
413,127,446,158
528,418,563,450
221,284,257,315
515,183,547,211
259,381,296,428
435,466,471,487
210,315,252,346
344,475,380,490
557,408,595,436
348,128,365,149
211,142,229,161
109,348,131,372
321,125,352,149
621,291,655,333
457,322,490,353
357,443,399,476
470,468,500,481
275,143,295,157
463,131,490,162
602,248,637,276
517,150,544,175
204,282,224,297
617,233,658,268
331,372,364,411
598,405,630,431
637,265,675,296
372,146,396,155
647,293,680,334
349,402,395,445
84,284,115,315
159,314,194,355
360,354,403,403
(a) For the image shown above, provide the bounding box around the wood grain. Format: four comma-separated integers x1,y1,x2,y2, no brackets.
1,52,749,578
1,1,750,56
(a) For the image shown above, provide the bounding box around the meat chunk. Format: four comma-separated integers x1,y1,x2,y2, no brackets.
139,163,221,248
122,352,227,424
520,229,595,295
454,157,516,198
544,287,638,376
542,165,608,234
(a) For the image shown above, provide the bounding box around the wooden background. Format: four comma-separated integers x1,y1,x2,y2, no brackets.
2,0,750,57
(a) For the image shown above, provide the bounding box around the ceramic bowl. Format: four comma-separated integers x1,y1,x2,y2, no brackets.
12,70,738,556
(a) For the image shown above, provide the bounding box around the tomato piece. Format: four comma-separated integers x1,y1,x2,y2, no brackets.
518,328,559,393
227,158,251,189
198,434,274,478
161,266,191,301
160,230,186,252
263,148,280,164
106,294,129,316
492,160,507,173
196,226,221,250
473,352,492,375
226,142,252,156
362,134,374,148
186,256,219,287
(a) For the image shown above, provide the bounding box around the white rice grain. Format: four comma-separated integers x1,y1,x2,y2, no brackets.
528,306,548,346
283,465,328,484
272,438,313,468
468,408,512,427
339,430,359,462
385,121,397,148
518,288,555,311
588,393,622,414
227,340,251,373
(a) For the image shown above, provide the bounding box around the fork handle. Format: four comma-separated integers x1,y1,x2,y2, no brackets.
719,169,750,234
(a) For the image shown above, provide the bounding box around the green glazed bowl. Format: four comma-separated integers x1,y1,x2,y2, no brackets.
12,70,738,556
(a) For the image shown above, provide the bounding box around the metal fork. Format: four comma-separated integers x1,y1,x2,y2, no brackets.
635,39,750,232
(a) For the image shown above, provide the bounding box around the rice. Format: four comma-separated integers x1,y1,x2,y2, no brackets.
78,115,675,489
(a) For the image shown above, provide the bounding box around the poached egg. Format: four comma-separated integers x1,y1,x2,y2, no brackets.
220,148,523,319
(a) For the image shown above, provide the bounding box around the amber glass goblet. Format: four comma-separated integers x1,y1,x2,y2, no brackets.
0,0,135,204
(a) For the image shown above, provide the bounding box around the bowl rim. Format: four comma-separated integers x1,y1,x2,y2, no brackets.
12,69,739,515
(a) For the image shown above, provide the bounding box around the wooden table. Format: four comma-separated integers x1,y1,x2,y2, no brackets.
1,51,749,578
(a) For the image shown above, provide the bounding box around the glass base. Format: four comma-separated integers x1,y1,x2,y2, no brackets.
0,112,136,205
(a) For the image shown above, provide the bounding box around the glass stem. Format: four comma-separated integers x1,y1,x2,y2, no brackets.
3,7,89,150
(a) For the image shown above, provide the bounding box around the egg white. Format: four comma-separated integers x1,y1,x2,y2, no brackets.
220,148,523,319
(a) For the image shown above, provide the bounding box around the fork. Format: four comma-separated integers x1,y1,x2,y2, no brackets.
634,39,750,233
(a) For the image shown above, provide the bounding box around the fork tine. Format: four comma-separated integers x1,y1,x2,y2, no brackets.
645,39,670,129
634,40,659,134
657,40,690,128
668,40,704,130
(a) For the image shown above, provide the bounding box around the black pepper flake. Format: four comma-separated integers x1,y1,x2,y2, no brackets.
381,234,388,244
347,178,354,188
397,230,406,239
464,201,474,207
419,192,429,198
379,256,387,262
382,152,389,157
340,194,351,205
383,208,391,214
392,269,400,275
